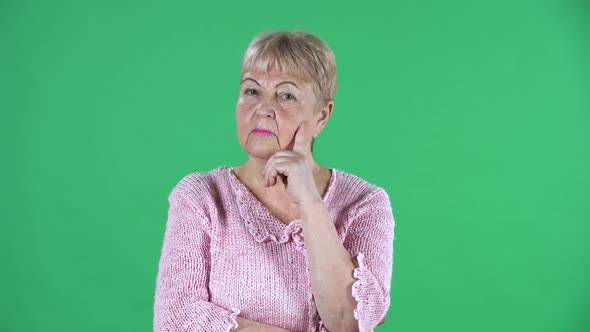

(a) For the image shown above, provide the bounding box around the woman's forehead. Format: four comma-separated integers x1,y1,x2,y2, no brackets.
242,63,313,82
243,69,300,80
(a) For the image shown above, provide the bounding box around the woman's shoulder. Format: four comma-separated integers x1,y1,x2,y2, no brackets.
333,168,394,229
168,166,231,202
332,167,389,205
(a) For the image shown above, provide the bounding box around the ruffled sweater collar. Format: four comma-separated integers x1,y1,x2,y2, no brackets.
225,165,337,248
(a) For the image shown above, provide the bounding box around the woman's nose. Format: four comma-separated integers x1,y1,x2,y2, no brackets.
256,95,276,117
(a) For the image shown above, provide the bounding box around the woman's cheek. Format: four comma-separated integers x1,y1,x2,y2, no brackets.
239,95,259,107
277,99,298,110
235,112,249,139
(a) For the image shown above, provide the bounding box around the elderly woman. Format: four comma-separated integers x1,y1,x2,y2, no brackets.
153,30,395,332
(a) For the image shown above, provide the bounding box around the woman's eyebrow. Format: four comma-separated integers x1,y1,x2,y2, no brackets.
241,77,299,89
276,81,299,89
241,77,260,86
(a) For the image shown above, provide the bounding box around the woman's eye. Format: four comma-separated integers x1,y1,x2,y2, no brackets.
281,93,297,101
244,88,258,95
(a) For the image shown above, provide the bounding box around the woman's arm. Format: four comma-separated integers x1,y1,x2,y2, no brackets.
298,196,357,331
155,182,293,332
299,188,395,332
154,187,242,331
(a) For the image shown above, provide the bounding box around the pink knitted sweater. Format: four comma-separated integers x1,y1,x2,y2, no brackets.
153,166,395,332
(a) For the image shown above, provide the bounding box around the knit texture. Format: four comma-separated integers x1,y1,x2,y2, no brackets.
153,166,395,332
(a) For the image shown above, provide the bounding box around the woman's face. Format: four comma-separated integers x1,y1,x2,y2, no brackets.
236,68,328,160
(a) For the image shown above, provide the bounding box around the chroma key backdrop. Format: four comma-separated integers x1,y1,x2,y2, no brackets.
2,0,588,331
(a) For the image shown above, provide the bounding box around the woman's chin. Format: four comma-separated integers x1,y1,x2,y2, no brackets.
244,143,280,159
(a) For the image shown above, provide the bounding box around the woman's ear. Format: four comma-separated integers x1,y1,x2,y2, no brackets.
314,101,334,137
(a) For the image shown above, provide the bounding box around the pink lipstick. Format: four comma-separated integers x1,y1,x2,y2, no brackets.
252,128,273,136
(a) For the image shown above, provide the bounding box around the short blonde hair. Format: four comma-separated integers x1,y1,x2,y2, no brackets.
240,30,338,110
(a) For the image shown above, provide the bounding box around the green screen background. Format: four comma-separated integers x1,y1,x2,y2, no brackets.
2,0,588,331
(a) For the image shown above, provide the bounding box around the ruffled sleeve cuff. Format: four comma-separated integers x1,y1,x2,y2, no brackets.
226,307,241,331
351,252,390,331
317,319,330,332
154,302,242,331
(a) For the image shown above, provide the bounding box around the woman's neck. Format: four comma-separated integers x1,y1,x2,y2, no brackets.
234,157,324,196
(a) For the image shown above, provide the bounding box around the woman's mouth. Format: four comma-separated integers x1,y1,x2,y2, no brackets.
252,128,273,136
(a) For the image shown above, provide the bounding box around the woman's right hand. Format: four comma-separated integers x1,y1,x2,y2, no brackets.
234,315,385,331
234,316,292,332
